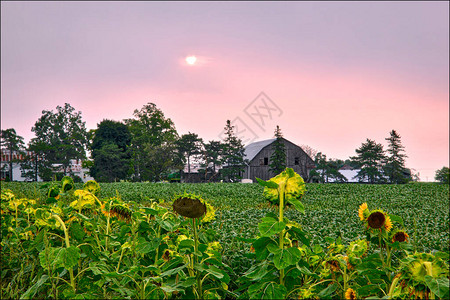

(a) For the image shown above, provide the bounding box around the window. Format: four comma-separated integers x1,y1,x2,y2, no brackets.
264,157,269,165
294,157,299,165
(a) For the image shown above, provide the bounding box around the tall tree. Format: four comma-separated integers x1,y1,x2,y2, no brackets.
30,103,88,180
0,128,25,181
125,103,179,181
351,139,386,183
269,125,286,175
384,130,409,184
91,120,132,182
221,120,246,182
202,140,224,178
177,132,203,182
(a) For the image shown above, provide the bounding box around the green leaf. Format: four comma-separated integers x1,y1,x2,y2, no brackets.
20,275,48,299
39,247,64,269
256,177,279,189
272,247,302,270
317,283,338,299
63,246,80,269
251,281,287,299
425,275,450,299
69,222,85,241
160,264,188,277
135,237,156,254
258,217,286,237
288,226,310,246
388,214,404,226
287,197,305,213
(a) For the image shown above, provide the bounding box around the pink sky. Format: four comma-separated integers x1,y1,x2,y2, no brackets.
1,2,448,181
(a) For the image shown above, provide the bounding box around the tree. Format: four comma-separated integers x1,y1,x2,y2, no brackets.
91,120,132,182
300,145,318,161
351,139,386,183
177,132,203,182
29,103,88,180
435,166,449,184
384,130,409,184
0,128,25,181
269,125,286,176
125,103,180,181
221,120,246,182
202,140,224,181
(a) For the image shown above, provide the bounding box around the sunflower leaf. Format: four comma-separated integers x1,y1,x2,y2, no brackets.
256,178,279,189
424,275,450,299
258,217,286,237
388,214,404,226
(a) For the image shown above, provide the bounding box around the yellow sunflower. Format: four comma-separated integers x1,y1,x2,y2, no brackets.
358,203,368,221
384,215,392,232
345,288,357,300
392,230,409,243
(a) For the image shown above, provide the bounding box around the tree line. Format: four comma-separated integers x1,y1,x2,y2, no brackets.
1,103,246,183
1,102,448,183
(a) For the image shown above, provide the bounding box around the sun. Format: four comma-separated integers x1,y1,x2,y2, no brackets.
185,55,197,65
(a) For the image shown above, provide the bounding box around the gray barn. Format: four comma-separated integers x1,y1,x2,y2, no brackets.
243,138,315,181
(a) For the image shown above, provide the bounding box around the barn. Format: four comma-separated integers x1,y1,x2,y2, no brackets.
242,138,315,182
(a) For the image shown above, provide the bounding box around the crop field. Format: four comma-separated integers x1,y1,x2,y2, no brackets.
1,179,449,299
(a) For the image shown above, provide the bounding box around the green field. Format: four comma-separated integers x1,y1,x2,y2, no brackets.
1,181,449,299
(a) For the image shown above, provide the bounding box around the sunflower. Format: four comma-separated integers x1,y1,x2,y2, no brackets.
172,192,215,222
358,203,368,221
392,230,409,243
384,215,392,232
325,259,340,272
345,288,357,300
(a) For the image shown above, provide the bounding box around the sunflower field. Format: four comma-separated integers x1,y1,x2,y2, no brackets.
1,170,449,299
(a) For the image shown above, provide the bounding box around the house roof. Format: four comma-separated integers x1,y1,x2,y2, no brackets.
244,138,276,162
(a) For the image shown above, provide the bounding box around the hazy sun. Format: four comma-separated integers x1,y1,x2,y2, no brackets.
185,55,197,65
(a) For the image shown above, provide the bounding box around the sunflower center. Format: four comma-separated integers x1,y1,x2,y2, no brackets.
173,197,206,219
393,232,407,242
367,211,385,229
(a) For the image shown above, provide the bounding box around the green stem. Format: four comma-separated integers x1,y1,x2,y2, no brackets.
192,218,202,299
105,200,112,252
116,248,125,272
278,182,286,286
52,214,76,292
388,277,400,298
378,231,385,269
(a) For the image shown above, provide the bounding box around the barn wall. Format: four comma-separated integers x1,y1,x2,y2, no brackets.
243,138,315,181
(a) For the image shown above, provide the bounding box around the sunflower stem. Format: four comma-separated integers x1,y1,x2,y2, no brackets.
52,214,76,292
278,181,286,286
192,218,202,299
105,200,112,253
378,231,385,270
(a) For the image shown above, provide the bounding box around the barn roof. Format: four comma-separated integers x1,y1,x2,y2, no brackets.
244,138,276,162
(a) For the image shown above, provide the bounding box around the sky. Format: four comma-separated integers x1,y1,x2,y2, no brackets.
1,1,448,182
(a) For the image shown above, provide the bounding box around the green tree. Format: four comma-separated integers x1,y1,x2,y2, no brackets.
177,132,203,182
202,140,224,181
384,130,409,184
312,153,347,183
221,120,246,182
125,103,179,181
351,139,386,183
435,166,449,184
91,120,132,182
0,128,25,181
29,103,88,180
91,144,130,182
269,125,286,175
